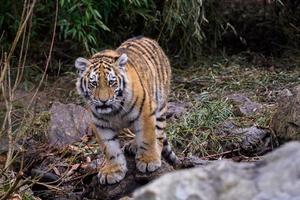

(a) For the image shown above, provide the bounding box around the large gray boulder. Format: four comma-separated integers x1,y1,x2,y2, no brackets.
133,142,300,200
48,102,94,146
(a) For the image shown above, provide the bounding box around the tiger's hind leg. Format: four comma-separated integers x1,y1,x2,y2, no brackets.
127,111,178,165
95,126,127,184
155,105,178,165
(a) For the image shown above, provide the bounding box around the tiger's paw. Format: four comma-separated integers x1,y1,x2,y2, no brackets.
124,140,137,155
98,162,127,184
136,153,161,173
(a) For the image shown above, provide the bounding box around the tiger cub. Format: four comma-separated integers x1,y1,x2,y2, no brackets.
75,36,177,184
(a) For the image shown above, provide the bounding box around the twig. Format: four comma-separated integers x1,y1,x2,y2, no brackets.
13,0,28,92
201,148,240,159
0,0,37,85
0,171,23,200
4,52,13,169
13,0,33,92
27,0,58,109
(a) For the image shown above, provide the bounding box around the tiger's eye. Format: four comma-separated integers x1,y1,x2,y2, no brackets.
90,81,97,87
108,79,116,86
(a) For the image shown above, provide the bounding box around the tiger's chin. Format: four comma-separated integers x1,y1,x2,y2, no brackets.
95,105,113,114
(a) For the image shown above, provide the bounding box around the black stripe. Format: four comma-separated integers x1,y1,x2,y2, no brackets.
116,75,123,97
103,135,118,142
140,40,163,98
150,108,156,116
156,125,164,130
121,74,126,91
95,124,116,132
127,43,158,93
156,117,166,122
121,97,138,118
91,111,109,122
140,146,147,151
79,77,84,94
116,74,126,97
105,175,108,185
109,156,116,160
142,142,149,146
159,103,167,112
131,42,158,76
145,39,166,82
127,59,147,124
116,89,123,97
157,136,164,140
81,77,90,99
109,153,121,160
163,139,168,146
131,42,156,66
128,91,145,125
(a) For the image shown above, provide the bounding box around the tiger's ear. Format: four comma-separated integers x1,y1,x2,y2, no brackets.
116,53,128,69
75,57,90,74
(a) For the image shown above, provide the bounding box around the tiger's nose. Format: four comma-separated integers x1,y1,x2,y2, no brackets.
99,100,108,104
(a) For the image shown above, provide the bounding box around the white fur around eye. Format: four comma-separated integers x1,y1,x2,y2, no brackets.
89,71,98,81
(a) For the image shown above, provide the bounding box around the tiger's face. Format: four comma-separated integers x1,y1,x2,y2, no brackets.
75,51,128,114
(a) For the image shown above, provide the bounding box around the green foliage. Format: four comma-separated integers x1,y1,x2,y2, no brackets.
159,0,207,58
58,0,110,54
0,0,226,58
1,0,299,62
167,98,236,156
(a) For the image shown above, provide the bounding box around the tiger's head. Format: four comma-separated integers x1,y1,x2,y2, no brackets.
75,50,128,115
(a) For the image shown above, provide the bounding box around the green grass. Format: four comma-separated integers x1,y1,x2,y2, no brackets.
168,54,300,157
167,98,239,156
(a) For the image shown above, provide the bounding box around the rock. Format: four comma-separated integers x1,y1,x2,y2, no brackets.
166,102,187,119
177,156,211,169
271,85,300,142
133,142,300,200
48,102,94,146
226,94,262,116
277,88,293,100
217,121,272,154
83,155,174,200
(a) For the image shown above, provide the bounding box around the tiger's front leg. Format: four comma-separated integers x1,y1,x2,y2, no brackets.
133,112,162,173
95,126,127,184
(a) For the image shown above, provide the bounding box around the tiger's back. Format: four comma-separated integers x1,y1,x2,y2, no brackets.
117,37,171,113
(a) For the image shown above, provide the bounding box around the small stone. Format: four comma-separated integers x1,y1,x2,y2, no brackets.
226,93,262,116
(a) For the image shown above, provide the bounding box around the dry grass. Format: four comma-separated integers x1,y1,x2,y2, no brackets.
0,0,58,199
